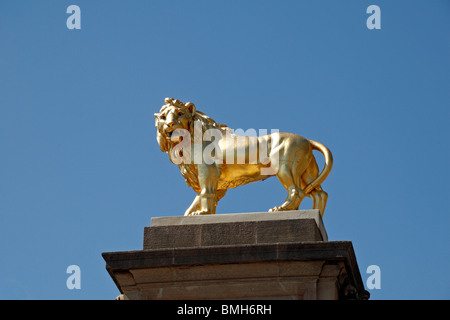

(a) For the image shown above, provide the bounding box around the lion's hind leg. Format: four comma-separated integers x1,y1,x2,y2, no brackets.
301,159,328,217
310,187,328,217
269,162,307,212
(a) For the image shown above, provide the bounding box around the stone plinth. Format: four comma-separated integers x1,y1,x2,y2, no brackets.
102,210,369,300
144,210,327,249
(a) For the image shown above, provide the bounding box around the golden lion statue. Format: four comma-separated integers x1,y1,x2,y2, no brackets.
155,98,333,217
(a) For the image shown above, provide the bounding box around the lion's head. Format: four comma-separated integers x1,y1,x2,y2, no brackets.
155,98,229,153
154,98,196,152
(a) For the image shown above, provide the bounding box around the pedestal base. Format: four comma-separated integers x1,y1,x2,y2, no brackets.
102,210,369,300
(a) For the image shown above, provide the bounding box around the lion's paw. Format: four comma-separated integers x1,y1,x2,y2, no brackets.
191,210,213,216
269,205,296,212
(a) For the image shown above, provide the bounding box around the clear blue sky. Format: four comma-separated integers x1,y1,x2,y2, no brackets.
0,0,448,300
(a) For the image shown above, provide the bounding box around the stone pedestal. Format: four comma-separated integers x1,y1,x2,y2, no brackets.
102,210,369,300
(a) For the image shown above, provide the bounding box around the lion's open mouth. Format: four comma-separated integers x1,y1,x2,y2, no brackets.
165,127,181,138
165,129,185,143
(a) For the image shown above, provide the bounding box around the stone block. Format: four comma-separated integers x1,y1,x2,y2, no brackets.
143,210,327,249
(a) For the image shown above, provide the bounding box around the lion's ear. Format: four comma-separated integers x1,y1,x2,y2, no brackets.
185,102,196,116
157,130,169,152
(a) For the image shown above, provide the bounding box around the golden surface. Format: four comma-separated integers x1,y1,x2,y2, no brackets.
155,98,333,217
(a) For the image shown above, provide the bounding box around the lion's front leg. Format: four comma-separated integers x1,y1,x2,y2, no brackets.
184,195,200,216
191,164,220,215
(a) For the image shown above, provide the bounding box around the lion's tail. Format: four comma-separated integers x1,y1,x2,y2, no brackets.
303,139,333,194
